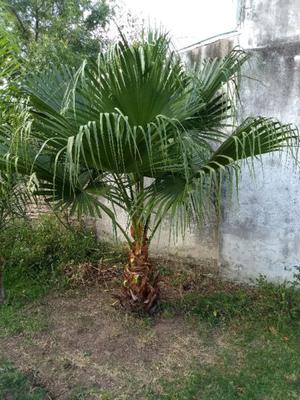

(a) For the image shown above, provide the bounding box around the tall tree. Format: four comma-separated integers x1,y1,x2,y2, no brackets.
1,32,298,312
0,0,114,68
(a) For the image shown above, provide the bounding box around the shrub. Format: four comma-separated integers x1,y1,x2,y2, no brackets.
0,215,123,304
1,216,99,271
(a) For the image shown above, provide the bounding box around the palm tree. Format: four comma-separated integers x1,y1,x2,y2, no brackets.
2,32,298,311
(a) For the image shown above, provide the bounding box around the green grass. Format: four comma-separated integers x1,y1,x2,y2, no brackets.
147,319,300,399
0,305,48,337
161,273,300,325
0,266,51,336
150,274,300,400
0,362,48,400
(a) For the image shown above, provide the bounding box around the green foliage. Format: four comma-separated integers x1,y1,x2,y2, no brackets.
0,0,114,69
0,361,47,399
0,31,29,231
0,28,20,101
253,273,300,320
0,215,106,304
3,32,298,248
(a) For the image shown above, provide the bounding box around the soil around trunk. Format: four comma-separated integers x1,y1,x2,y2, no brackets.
0,287,218,400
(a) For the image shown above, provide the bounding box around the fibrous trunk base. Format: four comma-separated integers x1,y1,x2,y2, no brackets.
120,241,159,313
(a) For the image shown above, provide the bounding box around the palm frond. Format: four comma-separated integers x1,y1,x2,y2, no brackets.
1,31,298,243
204,117,298,171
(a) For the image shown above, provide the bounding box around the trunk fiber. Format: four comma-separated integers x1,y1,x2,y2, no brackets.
122,239,159,313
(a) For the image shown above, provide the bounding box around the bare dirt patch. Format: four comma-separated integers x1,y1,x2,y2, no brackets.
0,285,219,400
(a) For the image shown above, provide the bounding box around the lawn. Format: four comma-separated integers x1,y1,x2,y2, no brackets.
1,259,300,400
0,270,300,400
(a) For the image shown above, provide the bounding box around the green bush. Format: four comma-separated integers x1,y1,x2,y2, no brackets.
0,215,119,305
1,216,101,271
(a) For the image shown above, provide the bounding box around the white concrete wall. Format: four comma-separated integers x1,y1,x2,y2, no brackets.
182,0,300,282
239,0,300,49
220,0,300,282
220,157,300,282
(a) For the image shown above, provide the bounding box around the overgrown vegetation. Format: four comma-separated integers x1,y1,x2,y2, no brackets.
1,216,99,303
0,215,125,336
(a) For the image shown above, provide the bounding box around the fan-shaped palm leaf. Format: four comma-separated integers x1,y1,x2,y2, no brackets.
2,31,298,311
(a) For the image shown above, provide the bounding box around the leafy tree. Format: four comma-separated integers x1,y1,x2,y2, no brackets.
0,32,30,303
1,32,298,312
0,0,114,68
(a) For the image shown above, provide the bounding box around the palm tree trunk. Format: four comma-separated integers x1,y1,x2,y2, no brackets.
122,226,159,313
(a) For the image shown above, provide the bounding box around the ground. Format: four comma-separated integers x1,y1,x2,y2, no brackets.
1,264,300,399
1,288,212,399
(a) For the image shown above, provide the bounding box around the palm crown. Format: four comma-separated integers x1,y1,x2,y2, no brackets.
1,32,298,311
